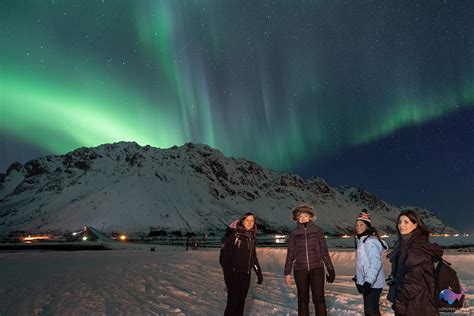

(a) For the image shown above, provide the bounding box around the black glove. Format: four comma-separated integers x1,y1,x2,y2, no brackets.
326,269,335,283
256,270,263,284
362,281,372,295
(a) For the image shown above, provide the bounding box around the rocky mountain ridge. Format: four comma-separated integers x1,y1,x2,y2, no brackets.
0,142,455,236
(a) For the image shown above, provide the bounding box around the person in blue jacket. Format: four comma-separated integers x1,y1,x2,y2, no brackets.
354,209,388,316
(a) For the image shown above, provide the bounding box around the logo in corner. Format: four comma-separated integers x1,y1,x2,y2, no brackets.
439,286,468,305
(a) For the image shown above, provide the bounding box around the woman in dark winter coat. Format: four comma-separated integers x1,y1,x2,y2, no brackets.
387,210,443,316
284,204,335,316
354,209,388,316
219,212,263,316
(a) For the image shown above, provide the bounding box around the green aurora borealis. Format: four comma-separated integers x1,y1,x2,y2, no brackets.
2,1,472,170
1,1,474,229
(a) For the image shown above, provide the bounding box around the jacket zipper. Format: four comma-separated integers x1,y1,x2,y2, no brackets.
305,227,310,270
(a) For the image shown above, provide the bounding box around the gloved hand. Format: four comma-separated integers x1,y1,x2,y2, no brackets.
326,269,335,283
362,281,372,295
256,270,263,284
353,276,363,293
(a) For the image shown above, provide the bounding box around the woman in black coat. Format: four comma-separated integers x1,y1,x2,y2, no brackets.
219,212,263,316
284,204,335,316
387,210,443,316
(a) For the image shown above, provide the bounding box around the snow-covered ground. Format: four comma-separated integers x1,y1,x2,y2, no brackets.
0,245,472,315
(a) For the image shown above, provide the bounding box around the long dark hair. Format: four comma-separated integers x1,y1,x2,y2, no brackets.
396,210,431,236
239,212,257,235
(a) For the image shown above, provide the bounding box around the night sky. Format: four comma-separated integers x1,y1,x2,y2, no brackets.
1,1,473,231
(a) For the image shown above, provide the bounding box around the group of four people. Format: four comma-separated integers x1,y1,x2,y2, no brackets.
220,204,443,316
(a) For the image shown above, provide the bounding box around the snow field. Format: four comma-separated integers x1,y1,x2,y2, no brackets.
0,246,472,315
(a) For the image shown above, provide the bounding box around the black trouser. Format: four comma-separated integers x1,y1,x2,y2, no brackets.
294,267,327,316
363,288,382,316
224,271,251,316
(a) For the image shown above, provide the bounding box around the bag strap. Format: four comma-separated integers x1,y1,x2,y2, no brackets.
419,249,451,266
378,237,388,250
360,235,388,250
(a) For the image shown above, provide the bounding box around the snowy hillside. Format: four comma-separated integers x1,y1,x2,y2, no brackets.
0,142,455,236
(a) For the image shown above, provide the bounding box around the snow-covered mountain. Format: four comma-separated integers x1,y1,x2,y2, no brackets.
0,142,455,236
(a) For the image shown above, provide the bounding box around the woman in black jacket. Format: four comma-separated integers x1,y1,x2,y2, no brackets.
219,212,263,316
284,204,335,316
387,210,443,316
